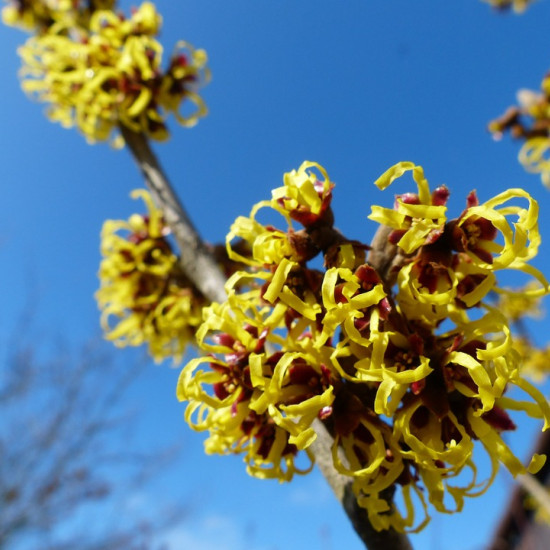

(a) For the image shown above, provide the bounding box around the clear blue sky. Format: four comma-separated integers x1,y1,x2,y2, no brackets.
3,1,550,548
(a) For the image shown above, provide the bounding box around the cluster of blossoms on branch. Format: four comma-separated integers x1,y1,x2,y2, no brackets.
3,0,208,145
490,83,550,188
174,161,550,532
96,189,206,362
96,188,244,361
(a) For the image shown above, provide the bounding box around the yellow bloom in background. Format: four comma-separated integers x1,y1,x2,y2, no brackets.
2,0,119,37
97,189,205,362
490,81,550,187
1,0,96,31
2,0,55,31
7,1,209,145
493,282,544,323
515,338,550,382
483,0,536,12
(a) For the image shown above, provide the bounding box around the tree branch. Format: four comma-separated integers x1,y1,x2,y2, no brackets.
311,420,413,550
120,128,413,550
489,430,550,550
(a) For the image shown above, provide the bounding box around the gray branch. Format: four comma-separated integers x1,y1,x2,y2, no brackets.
311,420,413,550
120,126,226,304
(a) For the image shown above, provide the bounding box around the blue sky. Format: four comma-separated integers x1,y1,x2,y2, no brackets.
3,1,550,548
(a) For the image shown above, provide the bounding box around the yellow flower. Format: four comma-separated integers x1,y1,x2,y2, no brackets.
4,0,78,31
452,188,542,271
226,201,305,267
357,479,429,533
14,2,208,144
177,302,319,481
3,1,52,31
515,338,550,382
2,0,120,34
369,165,548,327
249,348,336,450
493,282,544,323
396,260,460,326
489,79,550,187
97,189,205,361
319,264,388,348
270,161,334,226
519,138,550,188
225,187,324,324
339,420,412,531
369,162,449,254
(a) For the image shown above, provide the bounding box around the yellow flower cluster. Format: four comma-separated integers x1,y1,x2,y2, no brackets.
491,284,550,382
493,282,544,323
515,338,550,382
178,161,550,532
483,0,535,11
97,189,205,362
490,85,550,188
4,1,208,145
2,1,116,31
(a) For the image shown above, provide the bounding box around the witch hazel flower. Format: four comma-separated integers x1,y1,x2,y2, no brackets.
490,75,550,187
7,1,209,145
177,299,336,481
96,189,205,361
368,162,449,254
178,160,550,532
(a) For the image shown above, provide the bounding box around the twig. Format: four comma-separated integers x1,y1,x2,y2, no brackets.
311,419,413,550
516,472,550,519
120,127,413,549
489,430,550,550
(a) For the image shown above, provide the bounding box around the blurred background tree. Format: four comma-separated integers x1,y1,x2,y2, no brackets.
0,311,183,550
